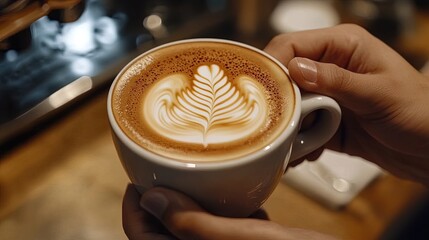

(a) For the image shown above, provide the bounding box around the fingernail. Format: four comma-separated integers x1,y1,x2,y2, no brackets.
140,191,169,219
296,58,318,83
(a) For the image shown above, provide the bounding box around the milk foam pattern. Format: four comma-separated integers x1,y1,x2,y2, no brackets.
143,64,267,147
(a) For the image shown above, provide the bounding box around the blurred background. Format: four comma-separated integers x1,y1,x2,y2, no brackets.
1,0,429,239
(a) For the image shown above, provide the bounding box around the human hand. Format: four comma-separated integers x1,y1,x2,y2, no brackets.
122,184,336,240
265,24,429,185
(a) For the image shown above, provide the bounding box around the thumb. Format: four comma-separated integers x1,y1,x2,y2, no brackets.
288,57,376,113
140,187,337,240
140,187,223,239
139,187,206,221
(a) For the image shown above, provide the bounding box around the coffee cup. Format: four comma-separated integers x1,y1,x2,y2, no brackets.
107,38,341,217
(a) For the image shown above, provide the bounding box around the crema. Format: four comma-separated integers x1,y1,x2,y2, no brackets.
111,41,294,162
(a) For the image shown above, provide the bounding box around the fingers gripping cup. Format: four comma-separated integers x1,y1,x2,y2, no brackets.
108,39,341,217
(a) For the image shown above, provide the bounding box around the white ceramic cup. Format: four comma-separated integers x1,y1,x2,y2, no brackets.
107,39,341,217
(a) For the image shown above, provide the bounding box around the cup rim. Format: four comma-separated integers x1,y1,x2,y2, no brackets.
107,38,302,170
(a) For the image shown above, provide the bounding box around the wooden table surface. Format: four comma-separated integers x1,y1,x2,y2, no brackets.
0,87,427,240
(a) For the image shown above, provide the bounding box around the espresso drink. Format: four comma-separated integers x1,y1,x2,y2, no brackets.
111,40,295,162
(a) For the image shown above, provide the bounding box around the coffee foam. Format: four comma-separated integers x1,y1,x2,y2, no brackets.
112,41,294,162
142,64,268,147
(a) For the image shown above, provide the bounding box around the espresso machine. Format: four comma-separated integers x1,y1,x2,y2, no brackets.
0,0,233,144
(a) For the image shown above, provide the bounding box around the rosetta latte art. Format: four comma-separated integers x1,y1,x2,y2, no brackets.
142,64,267,147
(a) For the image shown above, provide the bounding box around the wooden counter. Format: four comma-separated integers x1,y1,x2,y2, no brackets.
0,87,427,240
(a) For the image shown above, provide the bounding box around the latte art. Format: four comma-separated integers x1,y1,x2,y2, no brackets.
143,64,267,147
111,40,294,162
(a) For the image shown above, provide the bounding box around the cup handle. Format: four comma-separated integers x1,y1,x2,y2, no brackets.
290,93,341,161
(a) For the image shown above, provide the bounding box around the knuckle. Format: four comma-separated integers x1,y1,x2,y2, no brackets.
269,33,289,46
265,33,297,63
335,24,369,45
266,33,292,51
337,23,368,36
